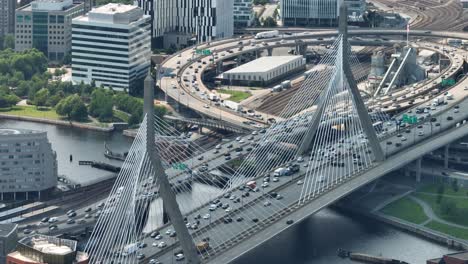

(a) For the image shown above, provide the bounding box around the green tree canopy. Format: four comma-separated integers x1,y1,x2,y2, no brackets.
263,16,277,27
34,88,49,107
56,94,88,121
89,88,114,122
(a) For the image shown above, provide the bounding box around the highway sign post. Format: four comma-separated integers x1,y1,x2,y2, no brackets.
172,163,188,170
402,114,418,124
441,78,455,87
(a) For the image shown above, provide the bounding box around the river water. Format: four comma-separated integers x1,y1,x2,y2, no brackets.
0,119,132,185
0,120,455,263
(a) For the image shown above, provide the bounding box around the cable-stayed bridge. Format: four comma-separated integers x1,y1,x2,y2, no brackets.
84,6,468,264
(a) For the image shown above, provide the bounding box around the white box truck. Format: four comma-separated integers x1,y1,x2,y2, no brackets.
432,96,444,106
224,100,242,112
255,30,279,39
273,167,289,177
208,93,219,101
122,243,138,256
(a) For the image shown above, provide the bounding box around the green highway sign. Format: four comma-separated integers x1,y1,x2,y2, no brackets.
195,49,212,55
441,78,455,87
402,114,418,124
172,163,188,170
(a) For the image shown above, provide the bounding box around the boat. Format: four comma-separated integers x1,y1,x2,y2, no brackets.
337,249,409,264
104,142,128,161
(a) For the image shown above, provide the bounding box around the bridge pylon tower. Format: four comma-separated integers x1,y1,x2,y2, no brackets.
297,4,385,162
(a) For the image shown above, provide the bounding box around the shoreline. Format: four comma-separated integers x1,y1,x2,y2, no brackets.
0,113,115,132
335,204,468,251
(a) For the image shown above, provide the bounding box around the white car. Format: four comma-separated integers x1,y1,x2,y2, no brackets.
261,182,269,188
297,180,303,185
272,177,279,182
155,235,162,240
203,214,211,219
165,229,172,235
157,242,167,248
215,144,221,149
401,137,407,142
204,104,209,108
175,253,185,261
264,201,271,207
296,156,304,162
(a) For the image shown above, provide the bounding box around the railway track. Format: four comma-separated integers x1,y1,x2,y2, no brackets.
256,47,381,116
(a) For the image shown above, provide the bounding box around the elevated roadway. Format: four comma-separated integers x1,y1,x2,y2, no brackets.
160,28,468,132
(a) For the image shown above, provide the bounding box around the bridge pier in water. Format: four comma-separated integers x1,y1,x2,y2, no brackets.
416,157,422,182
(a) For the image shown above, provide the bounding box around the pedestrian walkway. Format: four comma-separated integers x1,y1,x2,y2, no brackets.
409,195,468,230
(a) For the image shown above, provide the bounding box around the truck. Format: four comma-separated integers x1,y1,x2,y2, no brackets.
224,100,243,112
273,167,289,177
432,96,445,106
208,93,219,101
272,85,282,92
255,30,279,39
196,242,210,251
446,93,454,100
246,181,257,189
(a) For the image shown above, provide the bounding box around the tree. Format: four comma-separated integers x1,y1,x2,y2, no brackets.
0,93,20,108
3,35,14,50
89,89,113,122
56,94,88,121
440,199,457,216
34,88,49,107
436,184,445,204
263,17,277,27
128,111,141,126
451,179,459,192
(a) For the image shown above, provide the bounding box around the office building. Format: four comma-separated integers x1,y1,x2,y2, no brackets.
136,0,234,48
462,0,468,8
281,0,341,26
219,56,306,86
7,235,89,264
14,0,84,63
0,0,15,38
0,129,57,200
344,0,365,21
0,224,18,264
234,0,254,27
71,4,151,92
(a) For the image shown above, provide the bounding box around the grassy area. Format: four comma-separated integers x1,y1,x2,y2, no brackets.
381,197,429,224
414,183,468,226
426,221,468,240
0,105,62,119
113,110,129,122
218,89,251,102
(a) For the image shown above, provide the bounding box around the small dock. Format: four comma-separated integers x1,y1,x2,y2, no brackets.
78,161,121,173
338,249,409,264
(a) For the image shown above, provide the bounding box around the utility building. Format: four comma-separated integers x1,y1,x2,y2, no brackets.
219,56,306,86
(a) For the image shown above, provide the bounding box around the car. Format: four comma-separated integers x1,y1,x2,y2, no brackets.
264,201,271,207
165,229,173,235
85,207,92,213
418,131,424,136
41,217,49,223
215,144,221,149
169,231,177,237
67,219,75,225
157,242,167,248
209,204,217,211
175,253,185,261
204,104,209,108
138,242,147,248
296,156,304,162
223,217,233,223
276,194,283,200
78,219,86,224
225,156,231,160
67,212,76,218
227,144,233,148
261,182,269,188
23,229,32,234
49,225,58,230
401,137,407,141
203,214,211,219
152,242,158,247
297,180,303,185
447,116,453,121
236,217,244,222
286,220,294,225
149,259,161,264
197,156,204,161
84,214,91,219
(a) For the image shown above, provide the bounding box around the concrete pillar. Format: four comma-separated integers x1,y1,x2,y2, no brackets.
216,61,222,74
38,191,41,200
144,69,201,264
404,169,410,177
444,144,449,169
267,48,273,56
13,192,16,201
26,192,28,200
416,158,422,182
1,192,3,201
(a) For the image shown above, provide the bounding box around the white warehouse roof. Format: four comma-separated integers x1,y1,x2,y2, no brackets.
225,56,303,74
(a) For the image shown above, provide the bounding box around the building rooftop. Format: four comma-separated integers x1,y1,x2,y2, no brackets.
73,3,145,25
224,56,303,74
17,0,78,12
19,235,77,254
445,251,468,260
0,128,43,136
0,223,17,237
